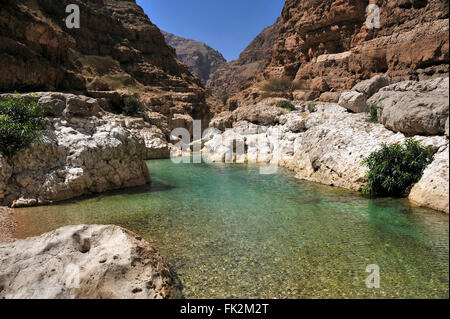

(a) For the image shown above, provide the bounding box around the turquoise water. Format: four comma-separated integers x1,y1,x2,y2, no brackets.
13,158,449,298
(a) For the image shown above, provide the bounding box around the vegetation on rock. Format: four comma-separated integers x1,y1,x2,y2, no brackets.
362,138,435,197
0,96,50,158
122,96,141,116
277,100,295,111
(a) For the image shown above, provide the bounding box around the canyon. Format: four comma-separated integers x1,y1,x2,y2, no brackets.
0,0,449,299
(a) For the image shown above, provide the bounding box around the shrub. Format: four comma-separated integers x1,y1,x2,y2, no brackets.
262,77,301,94
362,138,435,196
366,102,378,123
277,100,295,111
0,96,50,158
122,96,141,116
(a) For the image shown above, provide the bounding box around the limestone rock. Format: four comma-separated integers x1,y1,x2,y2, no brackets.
369,77,449,135
201,102,449,213
310,77,330,92
352,75,392,98
64,95,101,118
0,225,179,299
338,91,367,113
409,146,449,213
233,103,283,126
209,111,234,130
318,92,341,103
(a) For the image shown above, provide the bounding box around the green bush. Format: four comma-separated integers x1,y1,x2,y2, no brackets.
362,138,435,196
220,94,230,106
0,96,50,158
122,96,141,116
366,102,378,123
277,100,296,111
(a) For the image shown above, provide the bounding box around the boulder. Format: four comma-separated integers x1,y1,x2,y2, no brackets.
310,77,329,92
0,225,179,299
0,93,158,207
201,102,449,213
409,146,449,213
209,111,234,131
352,75,391,98
338,91,367,113
318,92,341,103
233,103,283,126
64,95,101,117
369,77,449,135
170,114,194,134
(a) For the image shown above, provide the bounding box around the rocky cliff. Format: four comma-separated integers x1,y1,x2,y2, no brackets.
232,0,449,105
207,18,282,101
0,0,212,134
163,31,227,84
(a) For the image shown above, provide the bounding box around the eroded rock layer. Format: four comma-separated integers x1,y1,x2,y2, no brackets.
232,0,449,106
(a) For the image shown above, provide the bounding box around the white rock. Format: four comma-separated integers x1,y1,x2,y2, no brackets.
409,146,449,213
0,225,178,299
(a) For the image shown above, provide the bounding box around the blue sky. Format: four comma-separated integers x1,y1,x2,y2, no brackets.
136,0,285,61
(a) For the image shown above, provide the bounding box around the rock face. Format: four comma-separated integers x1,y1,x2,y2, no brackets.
409,146,449,213
231,0,449,106
203,101,449,212
207,18,282,100
0,0,212,134
162,31,226,84
0,93,161,208
369,77,449,135
0,225,179,299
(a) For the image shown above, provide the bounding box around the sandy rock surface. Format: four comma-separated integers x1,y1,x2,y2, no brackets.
0,225,179,299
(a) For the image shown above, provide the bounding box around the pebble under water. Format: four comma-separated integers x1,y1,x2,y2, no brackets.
12,158,449,298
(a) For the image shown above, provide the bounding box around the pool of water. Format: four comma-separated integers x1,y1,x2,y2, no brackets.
12,158,449,298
